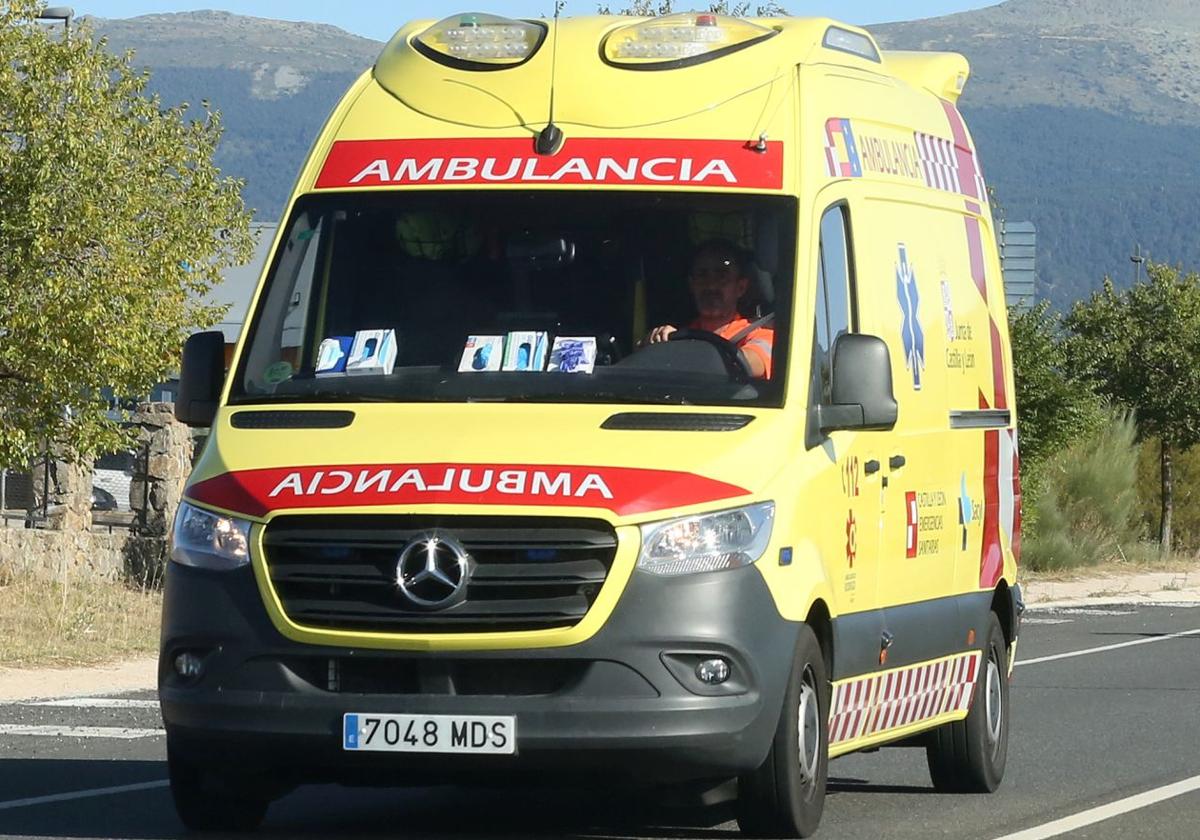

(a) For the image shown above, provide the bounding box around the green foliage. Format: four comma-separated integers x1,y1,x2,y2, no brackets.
1134,439,1200,552
1022,410,1144,571
0,0,252,467
1065,263,1200,450
1009,302,1105,477
597,2,789,16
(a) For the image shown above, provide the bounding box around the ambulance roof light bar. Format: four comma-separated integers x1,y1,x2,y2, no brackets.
604,12,776,70
414,13,547,70
822,26,881,63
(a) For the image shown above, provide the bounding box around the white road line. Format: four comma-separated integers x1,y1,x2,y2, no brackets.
0,780,168,812
992,774,1200,840
1016,627,1200,666
0,725,164,739
28,698,159,709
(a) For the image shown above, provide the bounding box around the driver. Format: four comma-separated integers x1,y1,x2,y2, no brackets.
645,240,775,379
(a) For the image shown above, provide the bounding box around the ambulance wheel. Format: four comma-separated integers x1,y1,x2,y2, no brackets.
926,612,1009,793
736,624,829,838
167,740,270,832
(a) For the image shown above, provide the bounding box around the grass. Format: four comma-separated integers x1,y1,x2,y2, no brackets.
0,567,161,669
1020,551,1200,583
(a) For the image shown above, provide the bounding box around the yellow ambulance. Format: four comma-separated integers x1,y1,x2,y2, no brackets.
162,12,1023,836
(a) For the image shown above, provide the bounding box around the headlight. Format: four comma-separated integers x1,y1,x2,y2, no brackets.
638,502,774,577
170,501,252,570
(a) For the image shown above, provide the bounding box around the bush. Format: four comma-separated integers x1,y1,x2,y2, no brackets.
1022,409,1144,571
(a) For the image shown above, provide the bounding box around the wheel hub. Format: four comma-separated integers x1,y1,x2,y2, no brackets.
796,666,821,784
984,653,1003,750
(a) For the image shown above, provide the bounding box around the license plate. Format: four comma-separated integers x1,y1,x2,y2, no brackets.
342,713,516,755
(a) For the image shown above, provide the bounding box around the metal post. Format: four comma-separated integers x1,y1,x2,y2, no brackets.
41,448,50,521
1131,243,1145,285
141,441,150,531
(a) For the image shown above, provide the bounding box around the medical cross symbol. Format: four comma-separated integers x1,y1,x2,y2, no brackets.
896,244,925,390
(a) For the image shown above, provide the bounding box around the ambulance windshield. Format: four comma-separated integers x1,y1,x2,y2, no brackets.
232,191,796,408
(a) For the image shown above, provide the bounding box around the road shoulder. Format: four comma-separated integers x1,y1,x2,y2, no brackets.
1022,563,1200,609
0,658,157,703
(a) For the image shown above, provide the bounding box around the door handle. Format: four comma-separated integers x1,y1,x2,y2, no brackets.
864,459,881,476
889,455,906,471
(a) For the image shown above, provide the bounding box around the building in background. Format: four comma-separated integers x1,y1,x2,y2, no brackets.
153,222,277,403
206,222,278,360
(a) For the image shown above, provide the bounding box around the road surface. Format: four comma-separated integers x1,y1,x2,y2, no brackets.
0,602,1197,839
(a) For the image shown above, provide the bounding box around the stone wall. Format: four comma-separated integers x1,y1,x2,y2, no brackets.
32,455,93,531
0,528,128,582
128,404,193,540
0,403,189,586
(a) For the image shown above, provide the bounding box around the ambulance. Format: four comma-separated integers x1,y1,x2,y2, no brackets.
162,12,1023,836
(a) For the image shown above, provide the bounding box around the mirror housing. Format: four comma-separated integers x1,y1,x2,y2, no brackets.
817,333,898,434
176,331,226,428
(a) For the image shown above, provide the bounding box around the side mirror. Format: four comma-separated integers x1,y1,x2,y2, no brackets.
176,331,226,427
817,333,899,434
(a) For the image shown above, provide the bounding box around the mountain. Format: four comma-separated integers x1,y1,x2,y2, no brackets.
88,12,377,216
871,0,1200,305
87,5,1200,308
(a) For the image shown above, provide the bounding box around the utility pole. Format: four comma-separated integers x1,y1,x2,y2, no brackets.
1131,243,1146,284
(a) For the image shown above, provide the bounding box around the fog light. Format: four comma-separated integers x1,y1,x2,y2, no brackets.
696,658,731,685
174,652,204,680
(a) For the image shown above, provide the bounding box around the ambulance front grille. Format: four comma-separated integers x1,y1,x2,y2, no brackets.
262,515,618,634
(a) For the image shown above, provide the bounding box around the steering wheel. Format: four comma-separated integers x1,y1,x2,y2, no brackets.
668,329,751,382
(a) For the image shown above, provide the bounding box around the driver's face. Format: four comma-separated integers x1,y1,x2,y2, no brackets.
688,252,748,321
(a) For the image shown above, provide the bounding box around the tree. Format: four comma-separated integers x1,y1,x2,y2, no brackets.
1008,301,1105,477
597,2,790,16
1065,264,1200,550
0,0,252,467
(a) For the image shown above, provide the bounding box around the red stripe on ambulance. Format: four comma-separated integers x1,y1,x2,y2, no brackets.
315,138,784,190
185,463,751,519
946,98,1022,582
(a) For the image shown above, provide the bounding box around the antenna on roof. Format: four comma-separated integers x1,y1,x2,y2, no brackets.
535,1,566,156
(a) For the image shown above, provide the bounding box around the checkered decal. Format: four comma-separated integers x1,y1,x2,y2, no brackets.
915,132,988,203
829,652,981,745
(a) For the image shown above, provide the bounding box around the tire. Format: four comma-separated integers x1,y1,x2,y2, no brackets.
168,739,271,832
926,611,1010,793
736,624,830,838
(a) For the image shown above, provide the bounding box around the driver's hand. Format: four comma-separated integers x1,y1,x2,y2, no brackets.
645,325,677,345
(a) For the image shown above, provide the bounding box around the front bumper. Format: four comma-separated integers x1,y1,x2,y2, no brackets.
159,559,800,785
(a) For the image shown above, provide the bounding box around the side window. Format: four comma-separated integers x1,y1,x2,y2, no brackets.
810,205,855,407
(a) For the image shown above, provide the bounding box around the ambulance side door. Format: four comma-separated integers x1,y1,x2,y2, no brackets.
807,201,885,680
857,199,964,667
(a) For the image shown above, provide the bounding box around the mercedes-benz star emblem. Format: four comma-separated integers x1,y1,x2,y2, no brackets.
395,532,470,609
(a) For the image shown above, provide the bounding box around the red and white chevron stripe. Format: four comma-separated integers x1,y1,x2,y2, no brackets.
829,651,981,745
914,131,988,204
